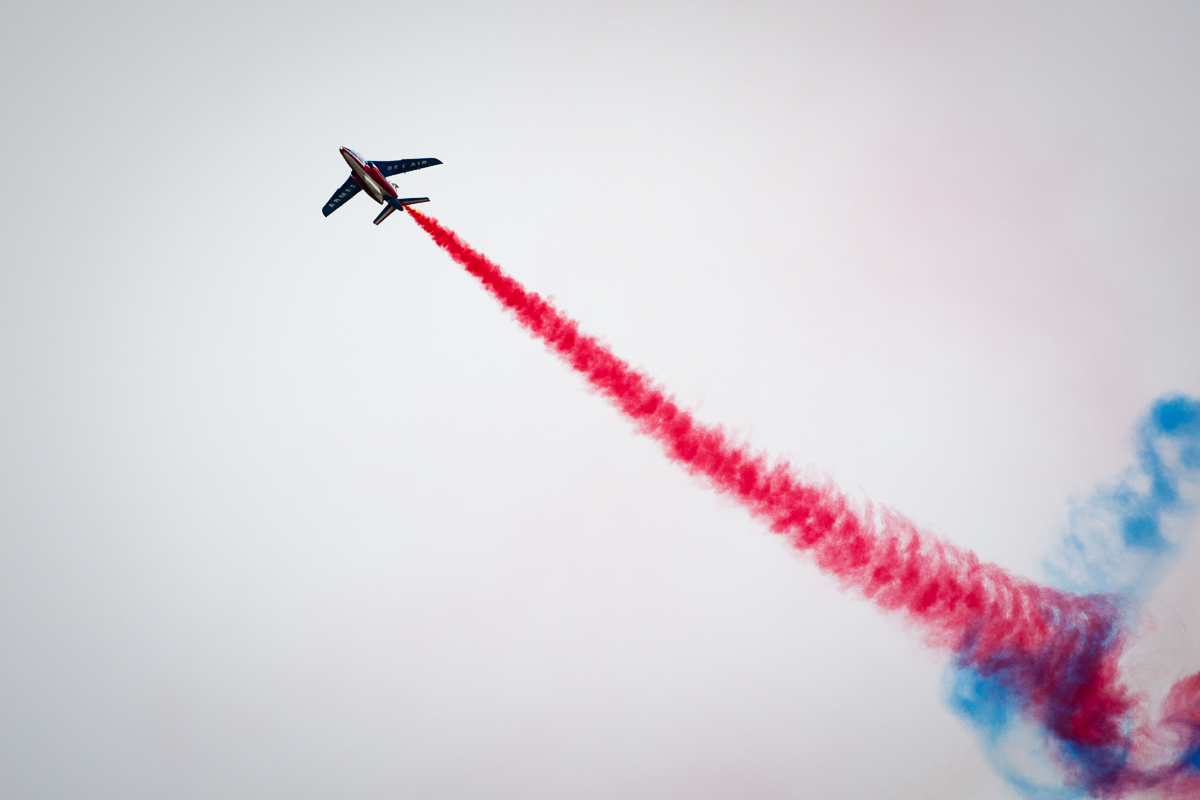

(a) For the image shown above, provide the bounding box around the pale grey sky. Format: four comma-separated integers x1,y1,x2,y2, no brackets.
2,2,1199,798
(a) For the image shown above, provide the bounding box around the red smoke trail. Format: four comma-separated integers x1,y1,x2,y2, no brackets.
404,207,1200,796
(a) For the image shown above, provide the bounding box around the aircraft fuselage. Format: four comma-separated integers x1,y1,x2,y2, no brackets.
341,147,396,205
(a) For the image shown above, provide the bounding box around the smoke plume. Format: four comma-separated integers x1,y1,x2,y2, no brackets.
406,207,1200,797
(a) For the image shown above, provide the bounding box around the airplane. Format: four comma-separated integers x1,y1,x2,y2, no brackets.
322,147,442,225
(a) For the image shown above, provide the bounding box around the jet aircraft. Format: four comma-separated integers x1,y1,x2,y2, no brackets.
322,147,442,225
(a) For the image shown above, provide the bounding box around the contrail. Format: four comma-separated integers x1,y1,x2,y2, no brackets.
405,206,1200,797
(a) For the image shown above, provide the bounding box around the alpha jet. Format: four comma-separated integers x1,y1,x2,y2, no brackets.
322,147,442,225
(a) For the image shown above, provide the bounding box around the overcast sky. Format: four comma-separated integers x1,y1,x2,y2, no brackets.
2,2,1199,799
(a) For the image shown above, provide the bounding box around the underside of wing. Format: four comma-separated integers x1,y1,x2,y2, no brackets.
371,158,443,176
322,175,361,217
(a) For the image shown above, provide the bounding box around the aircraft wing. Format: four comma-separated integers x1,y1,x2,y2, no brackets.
371,158,443,176
322,175,361,217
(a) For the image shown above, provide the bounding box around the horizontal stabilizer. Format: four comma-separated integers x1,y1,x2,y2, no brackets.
385,196,430,209
371,158,442,176
373,205,398,225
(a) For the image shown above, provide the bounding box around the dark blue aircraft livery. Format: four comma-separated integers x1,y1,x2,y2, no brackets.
323,147,442,225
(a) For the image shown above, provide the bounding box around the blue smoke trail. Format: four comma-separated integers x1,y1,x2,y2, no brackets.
1046,394,1200,597
947,394,1200,798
